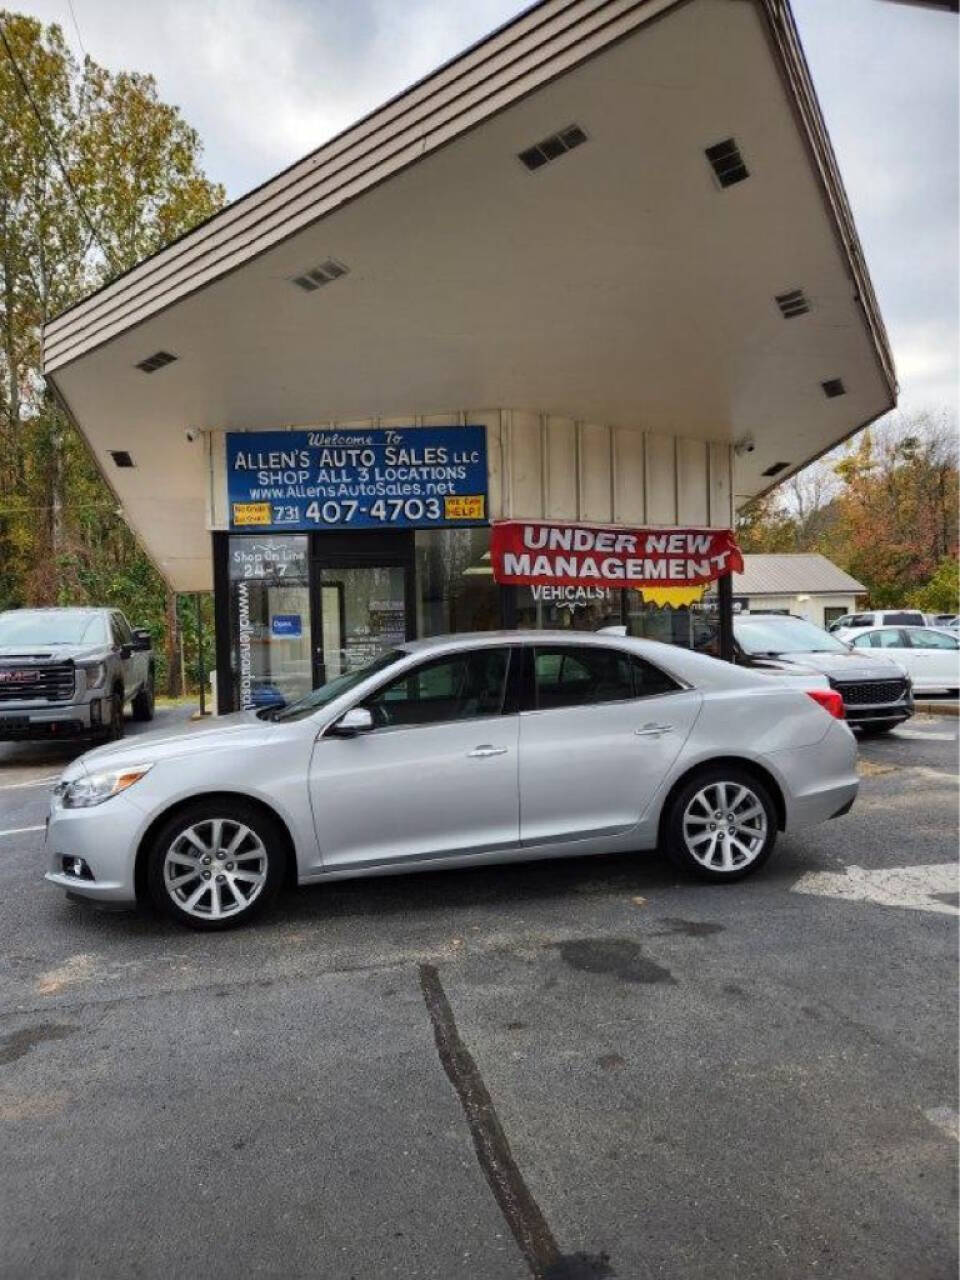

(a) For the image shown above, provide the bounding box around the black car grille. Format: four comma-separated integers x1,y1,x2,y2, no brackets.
836,678,907,707
0,662,75,702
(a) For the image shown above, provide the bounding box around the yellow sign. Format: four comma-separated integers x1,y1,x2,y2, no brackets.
444,495,485,521
232,502,272,526
637,584,707,609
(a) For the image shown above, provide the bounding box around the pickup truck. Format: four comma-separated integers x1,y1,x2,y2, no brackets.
0,607,155,742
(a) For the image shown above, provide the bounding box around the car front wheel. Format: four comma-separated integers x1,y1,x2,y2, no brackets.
131,671,155,721
664,767,777,881
146,800,285,930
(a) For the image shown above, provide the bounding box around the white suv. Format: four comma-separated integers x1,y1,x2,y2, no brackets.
829,609,926,636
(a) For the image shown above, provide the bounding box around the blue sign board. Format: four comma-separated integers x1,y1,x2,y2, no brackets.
227,426,488,532
271,614,302,637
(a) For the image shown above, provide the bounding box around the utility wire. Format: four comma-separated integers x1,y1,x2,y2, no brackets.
66,0,87,58
0,14,118,273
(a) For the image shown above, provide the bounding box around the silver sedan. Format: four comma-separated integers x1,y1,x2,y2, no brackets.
45,632,858,930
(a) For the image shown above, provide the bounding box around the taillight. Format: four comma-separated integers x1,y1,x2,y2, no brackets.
807,689,845,720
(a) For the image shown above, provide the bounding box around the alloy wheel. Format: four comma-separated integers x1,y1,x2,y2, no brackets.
162,818,268,921
681,781,768,873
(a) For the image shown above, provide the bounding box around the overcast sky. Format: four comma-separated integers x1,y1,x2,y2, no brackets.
11,0,959,418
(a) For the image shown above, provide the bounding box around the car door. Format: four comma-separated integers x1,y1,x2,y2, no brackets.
109,613,136,695
849,627,912,672
518,643,702,845
117,612,147,692
903,628,960,689
308,644,519,869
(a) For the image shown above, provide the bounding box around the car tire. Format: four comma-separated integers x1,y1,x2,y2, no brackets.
103,688,125,741
146,799,285,931
857,722,897,736
131,671,155,721
664,766,777,882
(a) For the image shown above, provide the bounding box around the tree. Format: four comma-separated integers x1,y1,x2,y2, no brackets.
909,557,960,615
0,9,224,690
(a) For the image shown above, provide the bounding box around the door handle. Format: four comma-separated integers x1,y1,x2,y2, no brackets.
634,723,673,737
467,745,508,758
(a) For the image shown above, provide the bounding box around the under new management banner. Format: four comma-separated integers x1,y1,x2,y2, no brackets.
490,520,743,589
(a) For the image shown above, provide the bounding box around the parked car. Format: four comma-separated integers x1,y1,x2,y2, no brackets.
926,614,957,628
828,609,926,635
0,607,154,742
845,626,960,695
45,631,859,930
733,613,914,734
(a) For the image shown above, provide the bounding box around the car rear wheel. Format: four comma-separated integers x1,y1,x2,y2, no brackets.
664,767,776,882
146,800,285,930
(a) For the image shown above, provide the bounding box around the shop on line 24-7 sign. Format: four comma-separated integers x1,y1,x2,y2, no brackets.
227,426,488,531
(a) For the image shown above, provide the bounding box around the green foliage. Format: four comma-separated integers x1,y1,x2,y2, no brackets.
0,9,224,688
909,557,960,615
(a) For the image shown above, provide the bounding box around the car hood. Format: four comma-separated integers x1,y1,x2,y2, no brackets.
68,710,287,776
745,651,908,682
0,644,109,663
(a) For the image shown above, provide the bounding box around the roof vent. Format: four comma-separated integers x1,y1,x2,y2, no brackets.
518,124,588,172
292,259,349,291
761,461,790,477
705,138,749,189
822,378,846,399
109,450,135,468
775,288,810,318
135,350,177,373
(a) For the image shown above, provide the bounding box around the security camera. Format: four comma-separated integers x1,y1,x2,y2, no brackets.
734,435,756,457
185,429,198,443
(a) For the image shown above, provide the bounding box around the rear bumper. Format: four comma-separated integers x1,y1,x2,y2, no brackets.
771,719,860,832
0,700,102,741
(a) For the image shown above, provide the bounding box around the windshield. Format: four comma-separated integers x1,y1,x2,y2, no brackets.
265,649,405,722
0,611,108,647
735,616,850,656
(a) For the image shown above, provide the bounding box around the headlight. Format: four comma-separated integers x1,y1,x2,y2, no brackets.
60,763,154,808
80,663,106,690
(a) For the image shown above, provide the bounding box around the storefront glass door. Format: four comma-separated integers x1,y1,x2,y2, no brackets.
317,565,408,680
227,535,313,710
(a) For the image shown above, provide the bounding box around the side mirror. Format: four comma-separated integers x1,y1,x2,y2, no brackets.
131,628,152,652
330,707,374,737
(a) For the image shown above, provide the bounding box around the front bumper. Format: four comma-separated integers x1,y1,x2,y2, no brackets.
0,699,103,741
44,793,143,905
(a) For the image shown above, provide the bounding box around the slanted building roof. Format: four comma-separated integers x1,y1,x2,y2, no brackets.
733,553,866,596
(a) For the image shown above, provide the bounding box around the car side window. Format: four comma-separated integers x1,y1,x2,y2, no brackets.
532,646,678,710
366,648,510,728
848,614,872,628
909,629,957,650
114,614,133,645
109,616,126,648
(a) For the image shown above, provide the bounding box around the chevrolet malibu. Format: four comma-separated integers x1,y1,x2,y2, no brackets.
45,632,858,930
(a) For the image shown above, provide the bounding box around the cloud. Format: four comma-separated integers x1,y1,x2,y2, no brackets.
13,0,958,415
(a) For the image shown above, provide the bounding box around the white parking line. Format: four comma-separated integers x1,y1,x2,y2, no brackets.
893,729,957,742
792,863,959,915
0,825,45,838
0,776,59,791
924,1107,960,1142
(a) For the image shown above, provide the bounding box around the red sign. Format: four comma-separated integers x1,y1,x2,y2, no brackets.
490,521,743,588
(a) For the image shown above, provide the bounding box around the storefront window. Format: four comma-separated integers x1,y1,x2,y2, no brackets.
627,593,720,655
318,565,407,678
512,586,623,632
228,536,312,710
415,528,501,635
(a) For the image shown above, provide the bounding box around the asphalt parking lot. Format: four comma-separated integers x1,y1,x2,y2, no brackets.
0,712,956,1280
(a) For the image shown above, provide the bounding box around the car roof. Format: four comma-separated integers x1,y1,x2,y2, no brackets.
0,606,109,616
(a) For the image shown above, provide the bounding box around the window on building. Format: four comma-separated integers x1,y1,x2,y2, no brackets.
415,528,501,635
